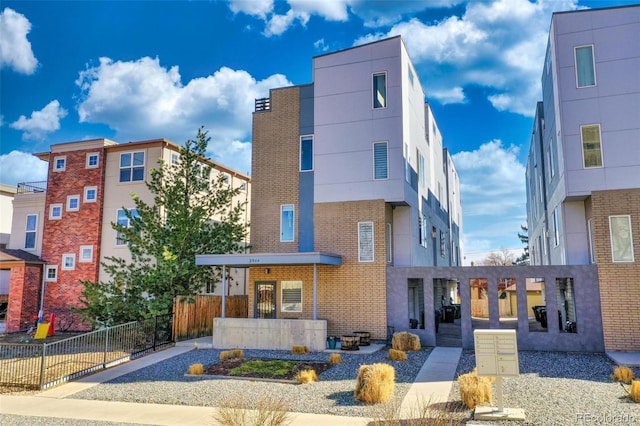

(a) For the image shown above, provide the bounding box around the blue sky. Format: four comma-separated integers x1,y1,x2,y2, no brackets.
0,0,635,264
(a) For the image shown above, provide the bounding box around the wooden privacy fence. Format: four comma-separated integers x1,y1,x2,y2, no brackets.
173,295,248,340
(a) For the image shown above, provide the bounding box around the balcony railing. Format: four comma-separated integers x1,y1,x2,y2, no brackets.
255,97,271,112
17,181,47,194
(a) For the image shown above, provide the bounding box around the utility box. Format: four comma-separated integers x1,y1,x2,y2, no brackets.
474,329,519,376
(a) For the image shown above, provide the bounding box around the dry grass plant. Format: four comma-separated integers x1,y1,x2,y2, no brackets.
291,345,308,354
187,363,204,375
458,369,494,409
369,396,467,426
354,363,396,404
212,392,291,426
329,353,342,365
611,365,635,383
391,332,421,352
296,369,319,384
220,349,244,361
388,349,408,361
630,380,640,403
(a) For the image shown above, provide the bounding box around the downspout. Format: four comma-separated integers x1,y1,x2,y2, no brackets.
38,262,46,320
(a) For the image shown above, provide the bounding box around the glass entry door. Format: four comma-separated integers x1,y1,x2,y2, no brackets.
255,281,276,319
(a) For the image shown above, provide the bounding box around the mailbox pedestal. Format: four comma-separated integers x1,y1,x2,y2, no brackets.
473,329,525,422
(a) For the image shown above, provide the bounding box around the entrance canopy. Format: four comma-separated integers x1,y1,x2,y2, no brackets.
195,252,342,320
195,252,342,267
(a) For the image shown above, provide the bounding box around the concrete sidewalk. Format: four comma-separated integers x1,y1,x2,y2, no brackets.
0,343,461,426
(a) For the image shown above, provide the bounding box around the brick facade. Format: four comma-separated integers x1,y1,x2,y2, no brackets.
7,265,41,331
41,148,105,330
590,188,640,351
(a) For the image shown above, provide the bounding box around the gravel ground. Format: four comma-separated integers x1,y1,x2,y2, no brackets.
70,346,432,418
449,350,640,426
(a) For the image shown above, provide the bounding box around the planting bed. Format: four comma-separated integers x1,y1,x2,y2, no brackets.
204,357,332,380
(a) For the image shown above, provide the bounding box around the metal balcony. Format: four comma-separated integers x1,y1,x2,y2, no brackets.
17,181,47,194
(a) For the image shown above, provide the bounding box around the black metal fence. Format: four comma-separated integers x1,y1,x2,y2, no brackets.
0,314,173,390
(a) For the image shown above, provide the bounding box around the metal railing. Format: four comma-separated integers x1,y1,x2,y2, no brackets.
17,181,47,194
255,97,271,112
0,314,173,389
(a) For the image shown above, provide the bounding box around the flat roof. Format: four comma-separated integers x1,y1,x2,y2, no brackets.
196,252,342,267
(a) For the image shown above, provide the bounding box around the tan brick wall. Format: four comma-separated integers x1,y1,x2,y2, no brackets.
249,200,389,340
42,148,105,329
591,189,640,351
251,87,300,253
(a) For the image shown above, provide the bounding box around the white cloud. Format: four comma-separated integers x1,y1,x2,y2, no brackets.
229,0,273,19
453,140,527,262
265,9,308,37
10,100,68,141
356,0,580,116
75,56,291,174
428,86,466,105
0,8,38,74
0,151,48,186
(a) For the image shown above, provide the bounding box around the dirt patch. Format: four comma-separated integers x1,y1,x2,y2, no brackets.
0,331,84,344
204,358,332,380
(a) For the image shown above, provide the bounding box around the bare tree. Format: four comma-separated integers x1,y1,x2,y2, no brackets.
481,248,516,266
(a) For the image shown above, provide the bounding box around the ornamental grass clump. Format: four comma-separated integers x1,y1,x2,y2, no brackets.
612,365,635,383
213,392,291,426
187,363,204,375
392,332,421,351
296,369,319,384
458,368,494,409
630,380,640,403
220,349,244,361
388,348,408,361
354,363,396,404
329,353,342,365
291,345,308,354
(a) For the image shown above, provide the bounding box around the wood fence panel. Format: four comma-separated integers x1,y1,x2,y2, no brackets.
173,295,248,340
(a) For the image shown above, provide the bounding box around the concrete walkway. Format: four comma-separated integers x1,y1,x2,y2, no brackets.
0,342,462,426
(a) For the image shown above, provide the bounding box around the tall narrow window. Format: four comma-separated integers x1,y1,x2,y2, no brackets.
119,151,145,182
373,72,387,108
587,219,596,264
373,141,388,180
300,135,313,171
386,223,393,263
280,204,295,242
609,215,634,262
116,208,139,245
358,221,374,262
575,45,596,87
581,124,602,168
25,214,37,249
553,208,560,247
281,281,302,312
404,144,410,183
440,231,445,257
547,140,555,179
417,150,425,186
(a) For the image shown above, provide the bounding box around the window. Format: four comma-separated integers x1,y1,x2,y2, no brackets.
358,221,374,262
547,140,555,179
417,150,425,186
281,281,302,312
609,215,634,262
588,219,596,264
116,208,139,245
553,208,560,247
300,135,313,171
440,231,446,257
171,153,179,165
239,181,247,192
280,204,294,242
575,45,596,87
581,125,603,168
86,153,99,168
419,215,428,248
386,223,393,263
53,156,66,171
119,151,145,182
221,172,230,186
49,203,63,220
62,253,75,270
45,265,58,282
404,144,411,183
84,186,97,203
79,245,94,263
373,72,387,108
373,141,388,180
25,214,37,249
67,195,80,212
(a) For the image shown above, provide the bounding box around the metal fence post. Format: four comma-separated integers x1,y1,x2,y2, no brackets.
104,327,109,368
39,343,47,389
153,316,158,351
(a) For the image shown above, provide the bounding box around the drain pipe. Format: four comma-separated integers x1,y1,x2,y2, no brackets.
38,262,46,321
